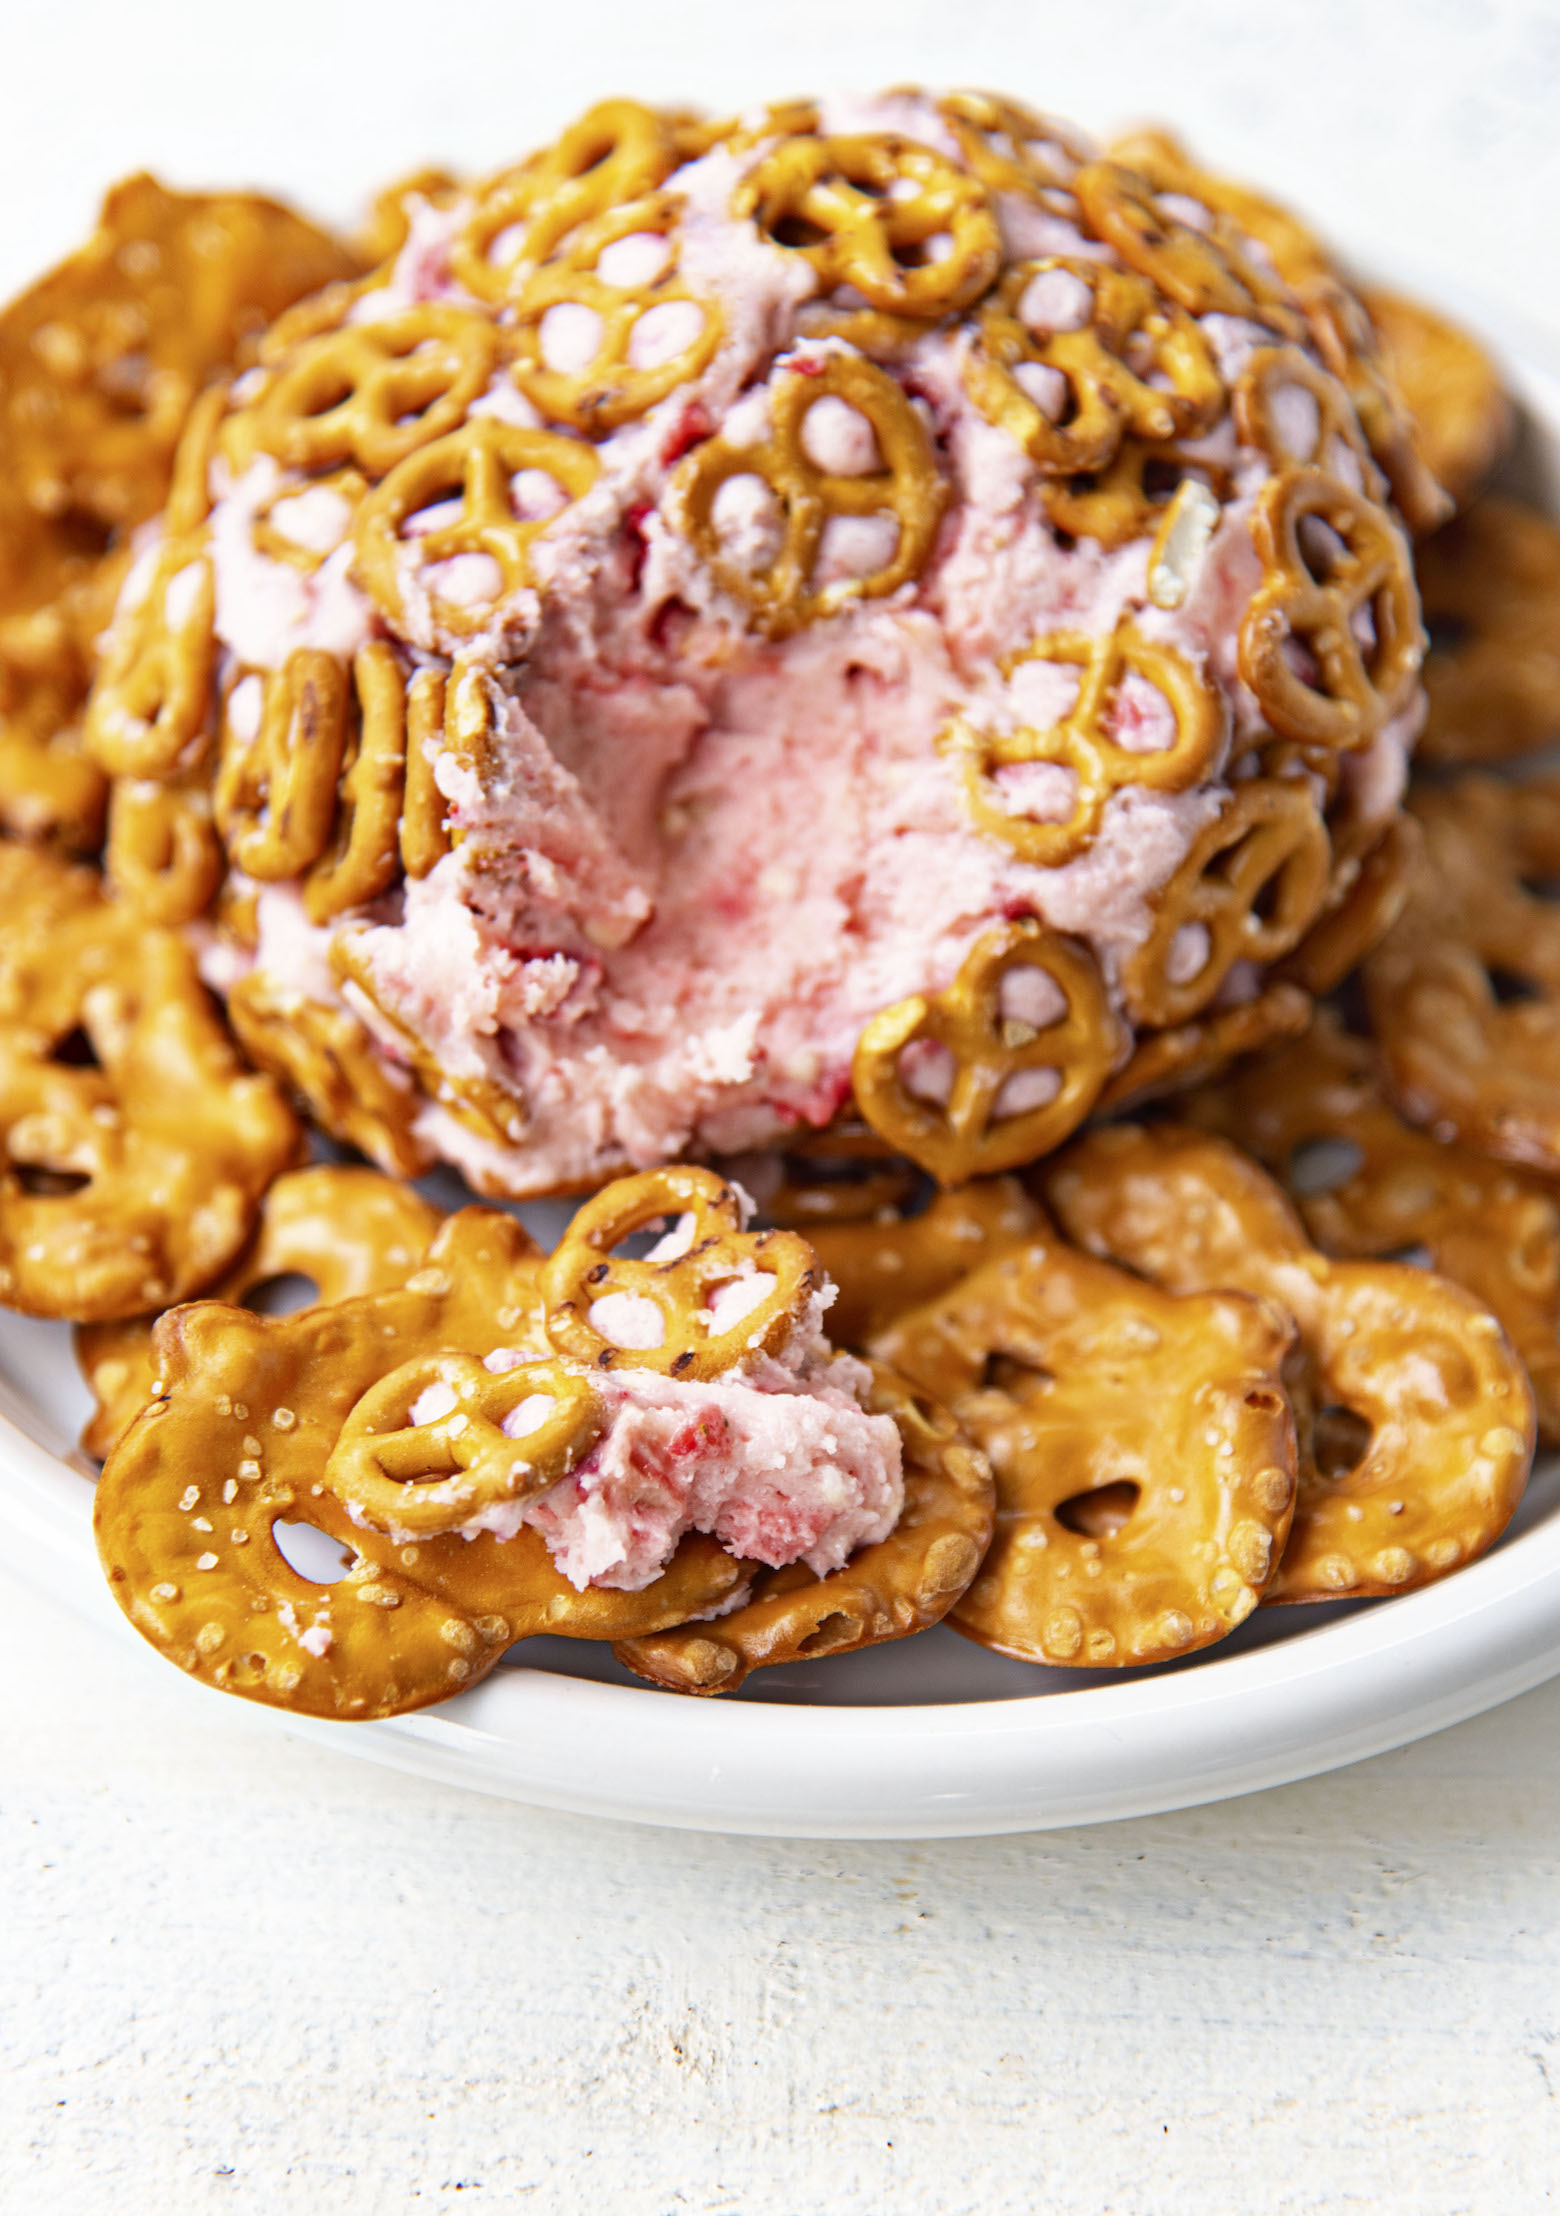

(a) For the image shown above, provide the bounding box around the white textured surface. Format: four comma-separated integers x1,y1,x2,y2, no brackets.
7,3,1560,2206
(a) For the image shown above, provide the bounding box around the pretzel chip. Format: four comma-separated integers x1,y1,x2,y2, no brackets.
1121,778,1330,1027
1183,1007,1560,1445
672,350,947,636
1414,499,1560,767
1044,1124,1534,1604
735,133,1001,318
542,1165,818,1380
94,1207,753,1719
854,920,1121,1185
352,417,600,644
226,970,432,1179
1365,776,1560,1175
1239,467,1422,751
942,620,1223,866
0,846,299,1320
1361,288,1511,513
76,1164,444,1460
613,1362,994,1694
874,1221,1297,1665
806,1178,1042,1347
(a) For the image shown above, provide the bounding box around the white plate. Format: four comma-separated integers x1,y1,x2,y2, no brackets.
6,325,1560,1843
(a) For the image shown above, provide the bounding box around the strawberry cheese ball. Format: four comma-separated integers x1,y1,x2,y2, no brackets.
85,91,1430,1194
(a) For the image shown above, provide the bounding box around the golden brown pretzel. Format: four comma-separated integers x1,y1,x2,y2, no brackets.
1121,779,1331,1027
103,772,224,924
1233,346,1382,491
1073,159,1300,332
613,1362,994,1694
1277,812,1421,997
1239,467,1422,751
941,620,1223,866
1360,288,1511,514
0,846,299,1321
1043,1124,1534,1604
353,168,462,269
213,649,350,881
965,257,1223,476
1303,278,1453,539
1365,776,1560,1175
451,100,679,302
1106,128,1332,295
75,1164,445,1460
672,350,947,636
352,417,600,641
510,192,722,432
82,529,216,779
735,1119,922,1231
853,921,1121,1184
939,91,1091,206
329,928,527,1153
225,971,433,1180
874,1220,1297,1665
1042,440,1227,554
1183,1007,1560,1445
1096,981,1313,1115
1414,499,1560,767
94,1207,753,1719
542,1165,818,1379
735,133,1001,317
304,642,410,922
805,1177,1042,1347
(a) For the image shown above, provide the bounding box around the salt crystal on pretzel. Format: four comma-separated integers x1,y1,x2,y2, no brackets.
1043,1123,1534,1604
873,1216,1298,1666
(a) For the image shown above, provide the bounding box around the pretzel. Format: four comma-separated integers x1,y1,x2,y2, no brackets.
942,620,1223,867
805,1177,1042,1347
1414,499,1560,767
1360,288,1510,513
1072,160,1300,333
1107,128,1332,296
1239,467,1422,751
1096,981,1313,1114
1233,346,1382,493
0,544,125,846
76,1165,445,1460
231,306,500,478
1182,1007,1560,1446
510,193,723,432
330,928,527,1152
103,772,223,924
82,529,216,779
0,720,106,853
1303,277,1453,539
938,91,1091,207
302,642,410,922
353,168,462,269
213,648,349,881
0,172,355,538
735,133,1001,318
965,258,1223,476
94,1207,753,1719
1365,777,1560,1176
542,1165,818,1379
451,100,679,303
672,350,947,636
1044,1124,1534,1604
1121,779,1330,1027
874,1219,1297,1664
1277,812,1421,996
1043,440,1227,553
738,1119,923,1230
225,970,432,1180
0,846,299,1321
352,417,600,642
613,1362,994,1694
852,920,1121,1185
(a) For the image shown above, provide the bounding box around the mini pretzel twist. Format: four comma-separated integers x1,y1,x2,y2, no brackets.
451,99,679,302
938,91,1090,207
1361,287,1511,516
542,1166,818,1379
1073,159,1302,333
304,642,411,923
1107,127,1332,294
614,1362,994,1696
0,846,299,1321
234,306,500,477
873,1219,1299,1666
225,971,433,1180
214,648,350,881
1304,277,1452,538
1044,1124,1534,1605
93,1207,753,1720
76,1164,445,1460
1234,345,1383,493
103,772,223,924
330,927,528,1151
672,351,947,636
353,417,600,642
1096,981,1314,1116
852,920,1121,1185
942,620,1224,866
326,1351,604,1538
965,257,1224,476
82,529,216,778
1278,812,1421,997
1183,1007,1560,1446
1122,778,1331,1027
735,132,1002,317
510,193,723,432
1042,440,1226,553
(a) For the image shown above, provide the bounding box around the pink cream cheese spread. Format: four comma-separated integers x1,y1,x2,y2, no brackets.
125,89,1425,1195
